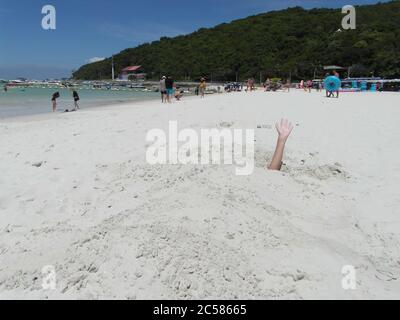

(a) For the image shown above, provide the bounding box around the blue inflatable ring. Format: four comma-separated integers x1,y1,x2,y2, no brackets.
324,76,341,91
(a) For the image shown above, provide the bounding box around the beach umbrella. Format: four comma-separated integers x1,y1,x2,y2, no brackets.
324,76,341,91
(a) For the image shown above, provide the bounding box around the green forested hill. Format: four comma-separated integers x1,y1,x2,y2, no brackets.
73,1,400,81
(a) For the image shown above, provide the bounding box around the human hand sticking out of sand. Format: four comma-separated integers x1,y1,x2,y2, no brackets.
268,119,294,171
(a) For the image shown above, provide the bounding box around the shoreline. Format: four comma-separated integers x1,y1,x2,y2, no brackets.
0,95,162,123
3,89,397,123
0,98,156,123
0,87,162,120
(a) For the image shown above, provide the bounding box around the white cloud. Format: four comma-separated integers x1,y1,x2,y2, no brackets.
87,57,106,64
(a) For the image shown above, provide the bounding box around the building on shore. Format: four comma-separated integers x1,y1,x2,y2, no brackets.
119,66,146,81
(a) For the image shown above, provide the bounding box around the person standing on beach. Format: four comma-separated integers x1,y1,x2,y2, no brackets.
247,78,255,92
264,78,271,91
285,79,291,92
72,91,80,111
165,76,174,103
159,76,167,103
307,80,313,93
4,85,8,92
246,78,251,92
199,78,207,98
51,92,60,112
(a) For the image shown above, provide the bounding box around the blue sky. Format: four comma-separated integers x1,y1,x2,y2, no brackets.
0,0,390,79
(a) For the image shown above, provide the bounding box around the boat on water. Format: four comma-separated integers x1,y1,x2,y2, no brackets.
5,80,26,87
5,79,66,88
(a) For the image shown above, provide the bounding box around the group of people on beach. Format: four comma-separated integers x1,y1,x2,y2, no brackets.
159,76,176,103
198,78,207,98
299,80,322,92
263,78,291,92
299,70,341,98
159,76,207,103
51,90,80,112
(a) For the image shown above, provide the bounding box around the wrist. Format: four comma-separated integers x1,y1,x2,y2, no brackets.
277,136,288,144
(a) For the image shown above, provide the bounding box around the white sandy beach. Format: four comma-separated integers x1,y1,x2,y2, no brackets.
0,90,399,299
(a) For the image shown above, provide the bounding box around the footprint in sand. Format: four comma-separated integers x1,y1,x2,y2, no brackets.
288,163,349,181
32,161,44,168
219,122,234,128
257,124,272,129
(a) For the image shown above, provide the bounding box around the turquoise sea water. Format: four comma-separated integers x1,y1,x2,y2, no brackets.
0,87,159,119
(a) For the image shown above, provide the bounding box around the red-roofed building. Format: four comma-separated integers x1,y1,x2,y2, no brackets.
119,65,146,80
